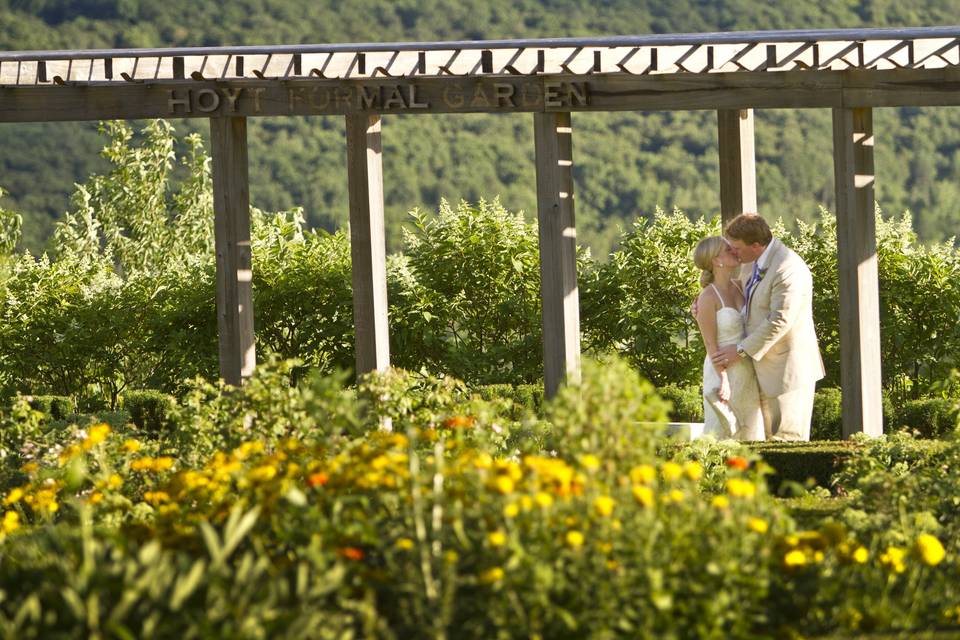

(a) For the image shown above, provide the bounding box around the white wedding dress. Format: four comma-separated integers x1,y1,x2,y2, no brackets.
702,285,765,440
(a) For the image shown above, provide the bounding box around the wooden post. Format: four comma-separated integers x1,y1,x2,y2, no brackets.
717,108,758,225
534,112,581,399
832,107,883,437
210,116,256,386
346,113,390,377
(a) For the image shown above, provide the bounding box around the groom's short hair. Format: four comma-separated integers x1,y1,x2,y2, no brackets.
725,213,773,246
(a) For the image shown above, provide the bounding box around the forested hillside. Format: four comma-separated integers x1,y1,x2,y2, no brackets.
1,0,959,255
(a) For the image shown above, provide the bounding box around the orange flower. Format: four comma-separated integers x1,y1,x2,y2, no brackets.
307,472,329,488
725,456,750,471
337,546,365,561
443,415,475,429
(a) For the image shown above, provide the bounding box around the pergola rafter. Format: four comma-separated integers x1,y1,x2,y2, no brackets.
3,26,948,436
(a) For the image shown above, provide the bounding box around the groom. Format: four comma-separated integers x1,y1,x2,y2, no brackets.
711,214,825,440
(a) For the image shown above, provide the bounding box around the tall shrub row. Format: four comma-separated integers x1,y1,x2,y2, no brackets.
1,122,959,407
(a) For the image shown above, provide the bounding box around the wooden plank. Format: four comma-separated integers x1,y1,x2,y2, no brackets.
832,107,883,437
717,108,757,224
534,111,581,399
210,116,256,386
3,67,960,121
345,113,390,377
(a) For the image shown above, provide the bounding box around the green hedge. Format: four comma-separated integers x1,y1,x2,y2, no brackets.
749,441,860,495
890,398,959,438
472,383,544,420
656,384,703,422
25,395,75,421
122,390,176,433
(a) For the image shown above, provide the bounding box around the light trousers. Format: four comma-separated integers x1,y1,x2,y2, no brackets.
760,382,817,441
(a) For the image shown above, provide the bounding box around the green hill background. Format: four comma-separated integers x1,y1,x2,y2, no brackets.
1,0,959,255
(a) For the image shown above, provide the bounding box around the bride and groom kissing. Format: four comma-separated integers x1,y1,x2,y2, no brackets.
693,213,825,441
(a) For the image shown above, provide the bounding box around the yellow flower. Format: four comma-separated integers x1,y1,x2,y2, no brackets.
144,491,170,505
2,511,19,534
58,444,82,466
473,453,493,470
488,531,508,547
520,496,533,511
683,461,704,481
480,567,505,584
503,502,520,518
566,530,585,548
880,546,907,574
594,495,616,517
107,474,123,490
82,423,112,450
711,495,730,509
494,476,515,495
580,454,601,471
3,488,24,506
396,538,415,551
154,457,174,471
121,439,142,453
914,534,946,567
535,492,554,508
784,550,807,568
629,464,656,485
632,485,655,508
248,465,278,483
748,518,769,534
660,462,683,482
87,491,104,505
234,441,265,460
20,463,38,474
667,489,684,503
852,546,869,564
726,478,756,499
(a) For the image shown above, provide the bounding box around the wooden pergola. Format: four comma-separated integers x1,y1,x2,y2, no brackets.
4,26,960,436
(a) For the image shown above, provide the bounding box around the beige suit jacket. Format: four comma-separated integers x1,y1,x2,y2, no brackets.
739,238,826,397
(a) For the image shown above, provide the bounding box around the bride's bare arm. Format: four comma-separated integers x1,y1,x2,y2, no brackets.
694,289,721,362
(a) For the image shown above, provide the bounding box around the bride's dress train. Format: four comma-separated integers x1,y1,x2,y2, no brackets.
702,287,765,440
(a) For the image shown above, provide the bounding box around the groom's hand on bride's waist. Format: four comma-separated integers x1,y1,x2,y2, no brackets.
711,344,741,370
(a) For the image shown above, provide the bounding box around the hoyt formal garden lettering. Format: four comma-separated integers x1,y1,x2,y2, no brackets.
166,81,589,114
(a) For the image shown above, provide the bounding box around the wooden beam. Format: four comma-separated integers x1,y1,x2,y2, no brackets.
832,107,883,437
210,116,256,386
345,113,390,377
717,108,757,224
534,111,581,398
4,68,960,122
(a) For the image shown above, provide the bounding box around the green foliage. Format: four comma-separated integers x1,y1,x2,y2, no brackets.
891,397,960,439
656,383,704,423
545,357,671,468
122,389,175,433
400,198,544,384
811,387,843,441
24,394,75,421
582,209,716,386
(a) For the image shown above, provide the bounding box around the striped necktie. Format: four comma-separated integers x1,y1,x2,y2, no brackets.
745,262,761,306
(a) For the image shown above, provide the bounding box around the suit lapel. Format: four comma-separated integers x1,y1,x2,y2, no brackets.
746,239,782,320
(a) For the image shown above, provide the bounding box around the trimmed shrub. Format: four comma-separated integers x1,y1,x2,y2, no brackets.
656,383,704,422
26,395,75,421
751,441,859,495
890,397,959,438
811,387,842,440
512,384,544,417
122,390,176,433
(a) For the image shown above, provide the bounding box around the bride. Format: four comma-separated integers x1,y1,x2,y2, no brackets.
693,236,765,440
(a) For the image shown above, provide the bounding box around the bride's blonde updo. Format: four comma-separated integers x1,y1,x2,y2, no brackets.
694,236,726,288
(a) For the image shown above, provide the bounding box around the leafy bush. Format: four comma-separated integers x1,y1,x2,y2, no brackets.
24,395,75,421
890,398,959,438
123,390,176,434
581,208,715,386
656,383,704,422
811,387,843,440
